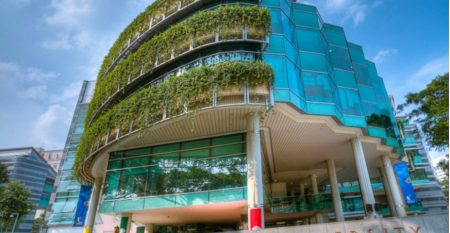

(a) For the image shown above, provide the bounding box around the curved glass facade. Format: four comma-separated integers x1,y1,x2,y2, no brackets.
261,0,402,153
100,134,247,213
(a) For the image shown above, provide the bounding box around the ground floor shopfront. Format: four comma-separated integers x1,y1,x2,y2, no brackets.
83,104,427,233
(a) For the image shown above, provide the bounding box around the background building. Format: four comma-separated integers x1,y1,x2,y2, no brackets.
46,80,96,233
0,147,56,233
397,117,448,214
36,149,64,173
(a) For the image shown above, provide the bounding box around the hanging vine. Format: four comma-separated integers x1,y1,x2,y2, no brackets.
87,5,271,126
74,61,273,180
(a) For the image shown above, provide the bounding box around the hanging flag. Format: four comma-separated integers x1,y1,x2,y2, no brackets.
393,162,417,204
74,185,92,227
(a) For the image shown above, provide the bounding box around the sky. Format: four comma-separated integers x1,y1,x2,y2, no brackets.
0,0,447,163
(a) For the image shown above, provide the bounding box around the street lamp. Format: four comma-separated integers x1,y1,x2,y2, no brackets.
10,213,19,233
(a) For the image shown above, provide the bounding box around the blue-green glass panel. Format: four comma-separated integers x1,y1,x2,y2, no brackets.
266,34,285,53
144,196,176,209
358,85,376,102
293,3,317,13
302,72,334,102
368,126,388,138
260,0,280,7
328,45,352,70
264,55,288,88
306,103,336,115
348,43,366,63
343,116,367,128
337,88,362,115
334,69,357,88
209,188,246,203
293,10,319,28
176,192,209,206
99,202,115,213
296,28,324,53
299,52,327,72
274,89,290,102
114,199,144,212
269,9,283,34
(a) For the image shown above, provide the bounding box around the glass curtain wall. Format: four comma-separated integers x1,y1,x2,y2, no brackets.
103,134,247,201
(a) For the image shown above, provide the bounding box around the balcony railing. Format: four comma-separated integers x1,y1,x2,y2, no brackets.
89,28,268,127
102,1,258,78
269,194,333,214
89,82,273,158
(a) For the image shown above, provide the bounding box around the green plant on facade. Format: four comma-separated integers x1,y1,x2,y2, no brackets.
74,61,273,180
87,5,271,126
98,0,189,79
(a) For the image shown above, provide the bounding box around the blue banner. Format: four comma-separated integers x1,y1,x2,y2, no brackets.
73,185,92,227
393,162,417,204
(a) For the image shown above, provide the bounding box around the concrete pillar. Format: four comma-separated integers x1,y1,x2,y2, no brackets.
84,177,103,233
310,174,323,223
327,159,344,222
381,155,407,217
351,138,377,219
379,167,397,217
145,224,154,233
119,214,132,233
247,113,264,230
300,183,305,196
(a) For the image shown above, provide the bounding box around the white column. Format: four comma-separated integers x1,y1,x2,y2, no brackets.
247,113,264,229
379,167,397,217
311,174,318,194
146,224,154,233
310,174,323,223
327,159,344,222
381,155,407,217
299,183,305,196
351,138,377,219
84,177,103,233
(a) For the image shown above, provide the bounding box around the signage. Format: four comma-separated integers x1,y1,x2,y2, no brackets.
393,162,417,204
74,185,92,227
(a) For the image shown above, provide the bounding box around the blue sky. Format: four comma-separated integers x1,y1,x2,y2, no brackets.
0,0,447,162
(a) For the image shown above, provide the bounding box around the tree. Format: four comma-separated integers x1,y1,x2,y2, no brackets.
0,182,33,232
398,73,449,150
0,162,8,183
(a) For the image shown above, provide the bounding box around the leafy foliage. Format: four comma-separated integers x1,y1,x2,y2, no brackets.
398,73,449,150
88,5,271,125
0,182,33,232
0,162,8,184
75,61,273,180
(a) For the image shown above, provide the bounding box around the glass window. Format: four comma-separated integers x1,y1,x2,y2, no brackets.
119,168,148,198
337,88,362,116
299,52,328,72
302,72,334,103
334,69,357,88
293,10,319,28
296,28,324,53
328,46,352,70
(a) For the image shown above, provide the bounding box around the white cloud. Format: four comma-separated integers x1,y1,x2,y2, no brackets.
32,104,72,147
44,0,91,28
50,81,82,103
407,55,449,87
22,85,48,100
42,0,92,50
372,48,398,64
303,0,381,27
26,67,59,82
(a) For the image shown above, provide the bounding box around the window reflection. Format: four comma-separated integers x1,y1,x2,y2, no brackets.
103,134,247,200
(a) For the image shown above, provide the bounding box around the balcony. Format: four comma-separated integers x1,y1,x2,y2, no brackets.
268,194,333,214
89,25,269,127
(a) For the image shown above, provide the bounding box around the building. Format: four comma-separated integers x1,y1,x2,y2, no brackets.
0,147,56,233
46,80,96,233
36,149,64,173
435,164,448,183
397,117,448,214
72,1,444,233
